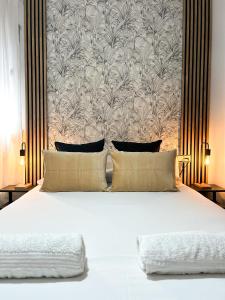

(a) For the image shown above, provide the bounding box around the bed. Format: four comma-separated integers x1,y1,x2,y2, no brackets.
0,184,225,300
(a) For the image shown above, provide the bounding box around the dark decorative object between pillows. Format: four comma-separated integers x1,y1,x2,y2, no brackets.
112,140,162,152
55,139,105,152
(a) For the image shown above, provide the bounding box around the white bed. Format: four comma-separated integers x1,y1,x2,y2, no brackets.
0,184,225,300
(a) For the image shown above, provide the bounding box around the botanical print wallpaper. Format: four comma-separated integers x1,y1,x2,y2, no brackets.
47,0,183,150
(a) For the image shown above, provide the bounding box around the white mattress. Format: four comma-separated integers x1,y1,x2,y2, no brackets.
0,185,225,300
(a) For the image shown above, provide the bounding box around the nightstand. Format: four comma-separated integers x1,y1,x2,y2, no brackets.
0,185,34,207
190,184,225,204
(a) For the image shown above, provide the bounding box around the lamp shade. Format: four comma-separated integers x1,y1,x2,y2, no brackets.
19,142,26,167
202,142,211,166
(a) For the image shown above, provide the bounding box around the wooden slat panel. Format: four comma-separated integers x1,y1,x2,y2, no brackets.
181,0,211,185
24,0,47,185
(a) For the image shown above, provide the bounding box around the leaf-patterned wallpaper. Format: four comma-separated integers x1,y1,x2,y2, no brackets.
47,0,183,150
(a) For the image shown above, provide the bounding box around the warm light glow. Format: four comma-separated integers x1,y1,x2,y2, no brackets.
205,155,210,166
177,155,191,163
19,156,25,166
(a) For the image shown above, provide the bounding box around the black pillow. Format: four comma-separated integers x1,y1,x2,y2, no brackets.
55,139,105,152
112,140,162,152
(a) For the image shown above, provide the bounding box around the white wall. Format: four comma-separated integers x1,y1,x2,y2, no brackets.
209,0,225,204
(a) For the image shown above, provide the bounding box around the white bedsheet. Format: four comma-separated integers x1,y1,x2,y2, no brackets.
0,185,225,299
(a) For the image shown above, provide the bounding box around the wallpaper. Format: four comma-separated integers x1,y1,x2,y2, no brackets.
47,0,183,150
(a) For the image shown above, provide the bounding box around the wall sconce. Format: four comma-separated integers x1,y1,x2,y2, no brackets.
203,142,211,166
19,142,26,166
177,155,191,176
193,142,211,189
16,142,32,190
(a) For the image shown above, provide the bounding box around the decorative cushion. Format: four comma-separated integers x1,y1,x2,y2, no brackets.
111,150,177,192
55,139,104,152
111,140,162,152
41,150,108,192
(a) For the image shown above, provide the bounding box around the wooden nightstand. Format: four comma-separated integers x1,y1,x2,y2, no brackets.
190,184,225,204
0,185,34,207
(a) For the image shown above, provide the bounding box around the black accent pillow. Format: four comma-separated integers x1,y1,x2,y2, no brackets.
55,139,105,152
111,140,162,152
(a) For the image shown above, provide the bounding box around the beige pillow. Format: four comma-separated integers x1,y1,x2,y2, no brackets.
111,150,177,192
41,150,108,192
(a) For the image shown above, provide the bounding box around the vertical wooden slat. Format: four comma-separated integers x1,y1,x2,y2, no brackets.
24,0,47,185
191,1,198,180
180,0,186,159
36,0,40,181
187,0,193,183
27,0,33,183
204,0,211,181
43,0,48,154
39,0,44,177
196,0,201,182
198,0,204,183
24,0,28,183
181,0,211,185
31,0,36,185
206,0,212,181
180,0,189,184
201,0,206,182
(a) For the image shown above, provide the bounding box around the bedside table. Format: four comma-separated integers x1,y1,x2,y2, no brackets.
0,185,34,207
190,184,225,204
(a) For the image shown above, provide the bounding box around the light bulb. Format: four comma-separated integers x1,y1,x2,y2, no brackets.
20,156,25,166
204,155,210,166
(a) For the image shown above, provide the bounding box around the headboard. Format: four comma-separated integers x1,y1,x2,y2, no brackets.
24,0,211,185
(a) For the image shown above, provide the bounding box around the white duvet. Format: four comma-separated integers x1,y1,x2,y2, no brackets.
0,184,225,300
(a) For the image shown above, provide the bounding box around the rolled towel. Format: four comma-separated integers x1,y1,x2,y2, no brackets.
0,233,86,278
137,231,225,275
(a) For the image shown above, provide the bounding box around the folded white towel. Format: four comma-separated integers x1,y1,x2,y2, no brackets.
0,233,86,278
137,231,225,275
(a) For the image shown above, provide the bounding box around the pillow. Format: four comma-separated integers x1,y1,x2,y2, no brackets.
112,140,162,152
41,150,108,192
111,150,177,192
55,139,104,152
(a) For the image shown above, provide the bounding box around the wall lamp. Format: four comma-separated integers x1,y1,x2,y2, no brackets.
177,155,191,176
19,142,26,166
16,142,32,190
202,141,211,166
